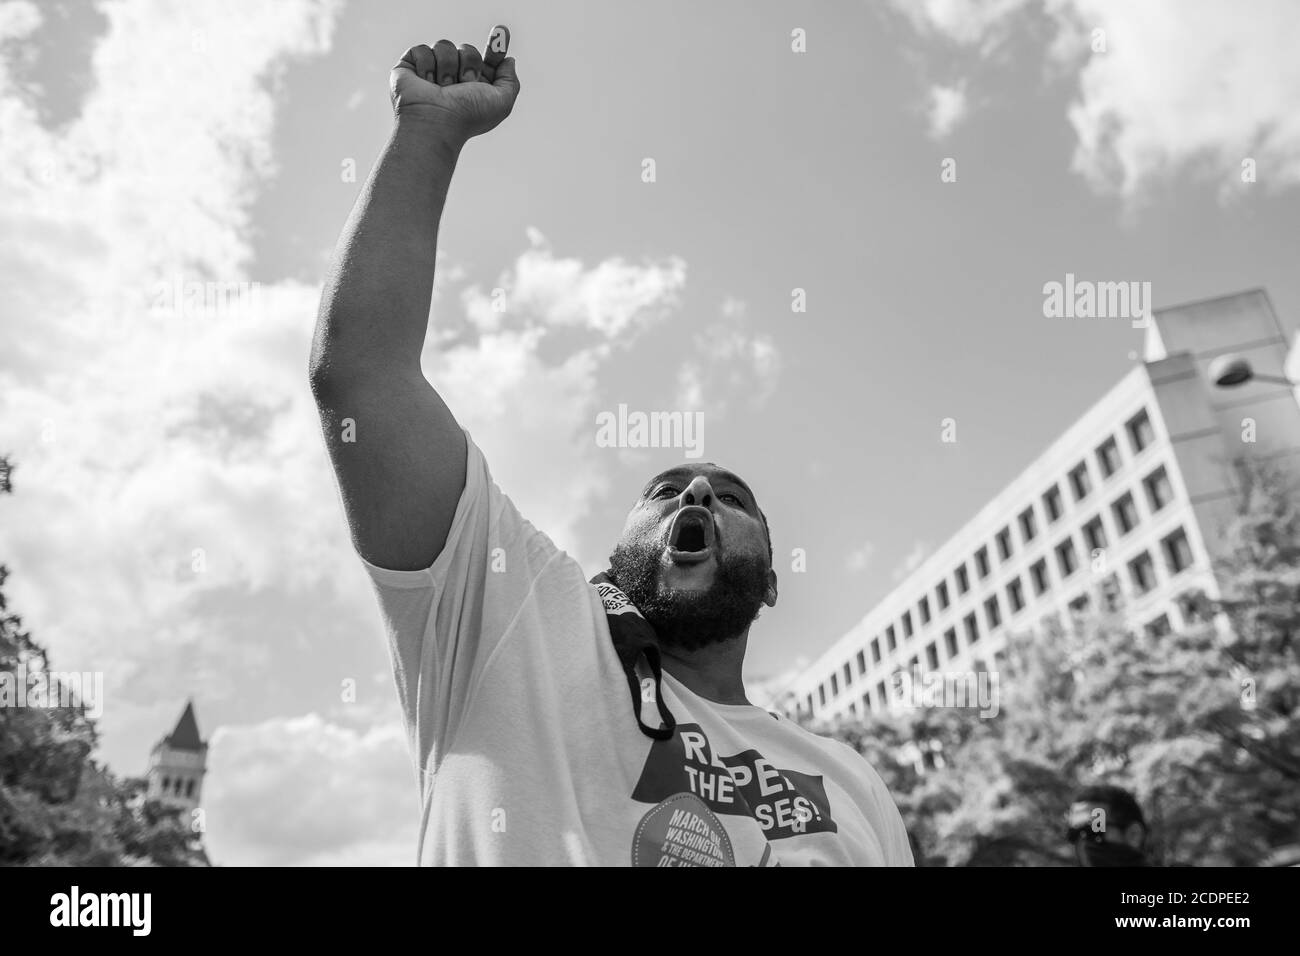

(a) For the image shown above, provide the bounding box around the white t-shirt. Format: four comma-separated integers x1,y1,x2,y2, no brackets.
362,432,914,867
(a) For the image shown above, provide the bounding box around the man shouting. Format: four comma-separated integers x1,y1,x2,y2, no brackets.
310,25,912,867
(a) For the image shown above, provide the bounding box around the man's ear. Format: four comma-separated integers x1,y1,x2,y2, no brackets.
764,568,778,608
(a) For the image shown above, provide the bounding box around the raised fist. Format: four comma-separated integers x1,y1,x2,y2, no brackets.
390,25,519,140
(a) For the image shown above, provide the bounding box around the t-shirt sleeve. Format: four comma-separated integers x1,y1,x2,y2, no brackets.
867,762,916,866
830,737,916,867
357,429,569,781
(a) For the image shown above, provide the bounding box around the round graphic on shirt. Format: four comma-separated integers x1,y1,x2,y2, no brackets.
631,791,736,867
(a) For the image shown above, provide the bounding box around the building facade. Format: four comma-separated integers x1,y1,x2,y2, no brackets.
787,289,1300,724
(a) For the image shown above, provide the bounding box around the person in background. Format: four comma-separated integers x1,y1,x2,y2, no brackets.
1065,784,1150,867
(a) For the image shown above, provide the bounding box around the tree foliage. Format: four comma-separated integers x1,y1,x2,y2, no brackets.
0,456,208,866
819,460,1300,866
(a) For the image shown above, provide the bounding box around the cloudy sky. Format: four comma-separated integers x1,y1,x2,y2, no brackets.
2,0,1298,864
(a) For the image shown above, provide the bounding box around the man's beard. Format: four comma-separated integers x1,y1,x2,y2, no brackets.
608,537,769,651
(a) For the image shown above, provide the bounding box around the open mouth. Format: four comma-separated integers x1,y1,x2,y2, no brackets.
666,507,715,564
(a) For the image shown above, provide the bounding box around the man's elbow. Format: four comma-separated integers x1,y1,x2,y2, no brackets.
308,343,427,405
307,327,361,403
307,345,342,404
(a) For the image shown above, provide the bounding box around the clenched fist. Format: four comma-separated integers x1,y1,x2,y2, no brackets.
390,25,519,140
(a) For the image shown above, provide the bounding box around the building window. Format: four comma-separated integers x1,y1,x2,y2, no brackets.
937,580,950,610
908,655,919,672
918,596,931,625
1030,558,1050,596
1112,492,1139,535
830,673,839,696
819,685,827,707
1145,613,1171,638
1082,515,1107,553
943,627,959,659
857,649,868,674
848,701,857,717
870,639,881,665
1162,527,1193,575
1068,462,1092,501
1129,551,1157,594
996,526,1013,561
1126,408,1155,454
842,662,852,688
1097,437,1122,478
885,628,897,652
1055,537,1079,579
805,694,814,715
186,779,195,798
1043,484,1064,523
925,642,939,670
862,692,872,714
876,681,887,708
902,611,914,639
975,546,990,579
1143,466,1174,513
162,776,170,792
1019,507,1037,543
955,563,970,594
1177,591,1208,625
1100,573,1122,611
1067,596,1090,635
985,594,1002,630
1007,577,1025,613
964,611,980,644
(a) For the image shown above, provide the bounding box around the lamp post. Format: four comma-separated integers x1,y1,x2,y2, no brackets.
1208,353,1297,389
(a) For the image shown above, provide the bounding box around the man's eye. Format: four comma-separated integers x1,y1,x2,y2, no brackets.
721,493,743,506
653,486,678,499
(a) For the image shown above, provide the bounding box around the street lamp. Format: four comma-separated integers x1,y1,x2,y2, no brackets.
1208,353,1297,388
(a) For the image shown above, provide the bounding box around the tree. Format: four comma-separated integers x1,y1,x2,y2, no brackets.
0,456,208,866
817,459,1300,866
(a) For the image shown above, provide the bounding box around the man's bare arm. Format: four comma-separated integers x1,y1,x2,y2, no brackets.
309,28,519,571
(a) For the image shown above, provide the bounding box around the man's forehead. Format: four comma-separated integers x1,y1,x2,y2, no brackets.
640,463,756,500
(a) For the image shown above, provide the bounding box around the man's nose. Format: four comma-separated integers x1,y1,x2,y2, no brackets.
680,476,714,508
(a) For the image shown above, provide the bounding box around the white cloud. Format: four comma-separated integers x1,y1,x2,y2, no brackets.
1062,0,1300,197
675,297,782,415
893,0,1300,198
203,713,415,866
0,0,346,711
451,234,688,561
926,82,969,139
427,323,609,562
478,227,687,339
890,0,1032,50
